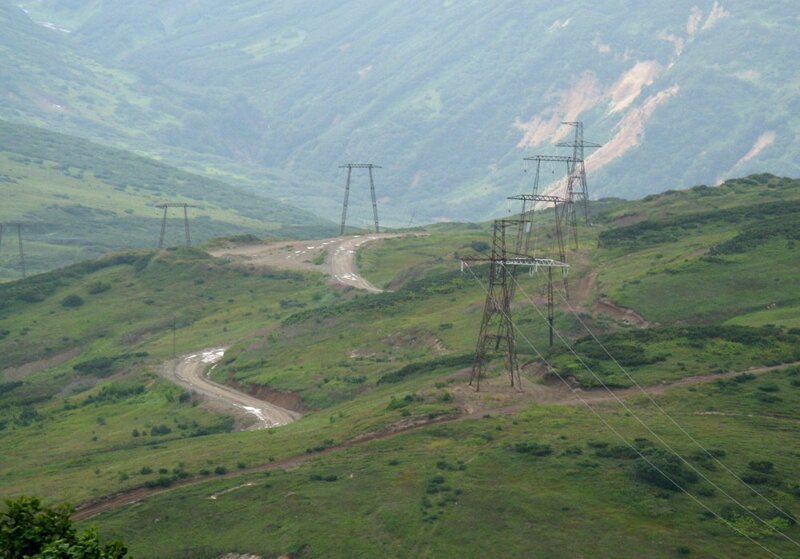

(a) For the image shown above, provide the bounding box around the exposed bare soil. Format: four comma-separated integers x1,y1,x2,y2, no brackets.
593,297,650,327
567,266,650,328
210,233,410,293
1,347,81,381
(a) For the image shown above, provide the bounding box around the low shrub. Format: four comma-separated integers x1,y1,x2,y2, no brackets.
61,294,84,308
595,445,639,459
628,448,698,491
748,461,774,474
757,383,781,393
310,474,338,482
378,354,473,384
87,282,111,295
509,442,553,457
150,424,172,436
144,476,174,488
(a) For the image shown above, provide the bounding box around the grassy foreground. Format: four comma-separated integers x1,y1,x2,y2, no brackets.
1,174,799,557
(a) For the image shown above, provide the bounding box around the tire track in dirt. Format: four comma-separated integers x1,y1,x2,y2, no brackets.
570,268,649,327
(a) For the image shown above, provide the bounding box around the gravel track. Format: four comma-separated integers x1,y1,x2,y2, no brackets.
210,233,408,293
161,348,301,430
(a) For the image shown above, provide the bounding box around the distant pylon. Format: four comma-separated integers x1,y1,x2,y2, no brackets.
517,155,573,299
0,223,27,278
339,163,380,235
154,203,195,248
556,121,601,230
519,155,573,263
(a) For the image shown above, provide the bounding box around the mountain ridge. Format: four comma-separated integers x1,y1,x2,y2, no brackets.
6,1,800,221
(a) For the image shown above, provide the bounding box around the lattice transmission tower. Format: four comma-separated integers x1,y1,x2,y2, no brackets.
462,123,598,389
556,121,601,234
518,155,574,259
462,219,568,391
339,163,380,235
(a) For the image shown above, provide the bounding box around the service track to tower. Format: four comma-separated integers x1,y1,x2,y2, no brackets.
209,233,411,293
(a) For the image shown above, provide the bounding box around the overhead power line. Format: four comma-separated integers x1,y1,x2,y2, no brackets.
507,267,800,550
462,262,787,559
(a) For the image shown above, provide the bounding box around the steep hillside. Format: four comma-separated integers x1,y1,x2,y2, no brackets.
0,120,334,279
0,1,333,216
12,0,800,223
0,1,168,143
1,176,799,558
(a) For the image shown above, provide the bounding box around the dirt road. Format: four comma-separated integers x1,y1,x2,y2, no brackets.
161,349,301,430
210,233,405,293
569,268,650,328
329,235,382,292
73,359,800,521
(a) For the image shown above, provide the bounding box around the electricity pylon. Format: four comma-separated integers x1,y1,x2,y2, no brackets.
339,163,381,235
462,219,568,390
154,203,195,248
0,223,27,278
556,121,601,230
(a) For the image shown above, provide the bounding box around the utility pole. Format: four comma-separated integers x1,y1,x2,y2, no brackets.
17,224,25,278
154,203,195,248
339,163,381,235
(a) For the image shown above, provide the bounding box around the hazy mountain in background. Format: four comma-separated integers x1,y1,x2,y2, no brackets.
5,0,800,224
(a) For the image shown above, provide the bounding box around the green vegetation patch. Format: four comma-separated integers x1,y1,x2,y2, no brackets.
549,325,800,387
598,199,800,251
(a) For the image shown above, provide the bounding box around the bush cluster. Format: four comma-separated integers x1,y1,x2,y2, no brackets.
598,198,800,251
378,354,472,384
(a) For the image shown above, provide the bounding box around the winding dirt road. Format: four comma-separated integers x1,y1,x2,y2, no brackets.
329,235,382,292
210,233,405,293
154,235,401,431
161,349,300,430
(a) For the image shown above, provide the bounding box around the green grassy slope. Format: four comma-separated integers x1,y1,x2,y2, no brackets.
0,120,335,279
1,176,799,557
594,174,800,325
11,1,800,223
217,175,800,400
94,374,800,559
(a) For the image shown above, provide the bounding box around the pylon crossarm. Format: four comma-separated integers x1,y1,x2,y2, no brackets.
523,155,573,163
504,258,568,268
508,194,567,204
461,257,568,269
154,203,198,209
